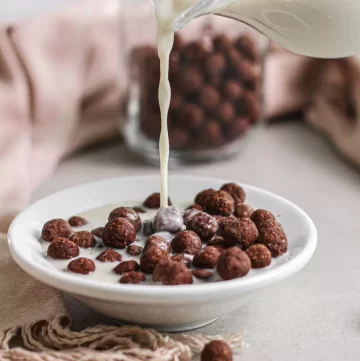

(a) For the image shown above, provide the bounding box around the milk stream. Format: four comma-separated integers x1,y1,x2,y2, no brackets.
154,1,189,209
157,31,174,209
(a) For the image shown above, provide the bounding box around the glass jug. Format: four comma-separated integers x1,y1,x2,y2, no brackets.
121,0,268,165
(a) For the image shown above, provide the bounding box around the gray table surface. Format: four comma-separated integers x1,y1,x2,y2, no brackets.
32,123,360,361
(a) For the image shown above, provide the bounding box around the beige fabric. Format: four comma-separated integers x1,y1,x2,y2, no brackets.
0,231,243,360
305,58,360,168
0,0,122,221
0,236,67,333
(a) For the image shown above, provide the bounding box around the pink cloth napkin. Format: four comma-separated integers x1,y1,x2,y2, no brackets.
0,0,121,224
0,0,359,226
305,58,360,166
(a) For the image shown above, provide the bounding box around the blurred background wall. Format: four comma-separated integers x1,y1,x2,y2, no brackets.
0,0,77,22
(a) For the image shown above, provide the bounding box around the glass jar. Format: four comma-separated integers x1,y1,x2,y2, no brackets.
120,0,267,165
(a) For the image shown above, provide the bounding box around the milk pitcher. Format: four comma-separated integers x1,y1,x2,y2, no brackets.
158,0,360,58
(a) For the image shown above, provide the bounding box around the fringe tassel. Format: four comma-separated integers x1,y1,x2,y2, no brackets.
0,316,243,361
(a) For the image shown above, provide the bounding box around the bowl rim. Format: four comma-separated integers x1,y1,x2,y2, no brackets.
8,175,317,304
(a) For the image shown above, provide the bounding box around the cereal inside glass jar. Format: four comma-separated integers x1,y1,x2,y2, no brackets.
122,4,266,165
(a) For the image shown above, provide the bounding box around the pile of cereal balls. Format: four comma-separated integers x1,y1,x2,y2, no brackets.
42,182,288,285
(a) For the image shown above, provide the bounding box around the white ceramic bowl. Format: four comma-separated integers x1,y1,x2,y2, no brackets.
8,176,317,332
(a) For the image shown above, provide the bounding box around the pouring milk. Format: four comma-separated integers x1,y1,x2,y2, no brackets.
154,0,360,208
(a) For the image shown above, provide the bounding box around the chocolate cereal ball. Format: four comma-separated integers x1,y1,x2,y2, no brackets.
182,42,208,63
179,104,204,129
192,269,213,280
201,340,233,361
91,227,104,239
205,52,226,76
152,206,184,233
127,245,143,256
218,216,239,245
223,80,243,101
216,102,235,124
171,254,192,268
219,216,258,248
204,191,235,216
198,85,220,111
68,216,88,227
194,188,215,206
108,207,142,232
217,247,251,280
140,247,170,274
202,121,224,148
234,204,254,218
183,209,201,226
96,249,122,262
220,183,246,204
120,271,146,284
144,235,171,253
153,261,193,285
187,212,218,242
47,238,79,260
213,34,233,52
193,246,221,269
113,260,140,275
181,66,203,93
246,244,272,268
258,220,288,257
41,219,72,242
70,231,96,249
143,193,172,208
238,218,259,248
103,218,136,249
250,209,275,228
171,231,202,255
67,258,95,275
